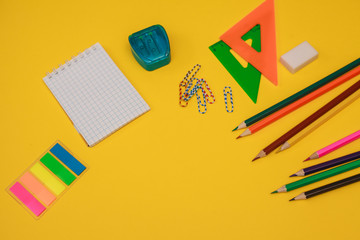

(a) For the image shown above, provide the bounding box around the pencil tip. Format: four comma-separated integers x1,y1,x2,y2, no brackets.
238,129,252,137
271,190,277,194
237,122,246,130
278,142,290,152
252,150,266,161
232,126,238,132
236,135,242,139
289,198,295,201
303,157,310,162
289,174,297,177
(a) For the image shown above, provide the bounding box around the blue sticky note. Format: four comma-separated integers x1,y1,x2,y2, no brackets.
50,143,86,176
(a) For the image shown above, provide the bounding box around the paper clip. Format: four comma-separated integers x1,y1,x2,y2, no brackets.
180,64,201,87
179,87,189,107
196,90,207,114
182,78,204,102
179,64,215,114
201,79,215,104
179,64,201,107
180,77,196,103
223,86,234,113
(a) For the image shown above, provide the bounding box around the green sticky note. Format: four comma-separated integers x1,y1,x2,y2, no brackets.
209,25,262,103
40,153,76,186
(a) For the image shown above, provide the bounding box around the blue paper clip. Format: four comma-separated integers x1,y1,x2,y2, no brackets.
196,90,207,114
223,86,234,113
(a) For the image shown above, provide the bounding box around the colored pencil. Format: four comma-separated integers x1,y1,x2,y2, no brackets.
290,151,360,177
237,66,360,138
252,79,360,161
278,93,360,152
290,173,360,201
232,58,360,131
305,130,360,161
272,159,360,193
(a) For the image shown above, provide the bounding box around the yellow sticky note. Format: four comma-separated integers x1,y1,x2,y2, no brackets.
30,163,65,195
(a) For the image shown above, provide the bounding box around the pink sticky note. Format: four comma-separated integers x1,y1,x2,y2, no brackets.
20,172,56,206
9,182,46,217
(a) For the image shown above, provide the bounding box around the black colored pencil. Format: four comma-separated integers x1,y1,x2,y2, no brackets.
290,151,360,177
290,173,360,201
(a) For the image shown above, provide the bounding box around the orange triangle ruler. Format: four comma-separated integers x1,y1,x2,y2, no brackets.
220,0,278,85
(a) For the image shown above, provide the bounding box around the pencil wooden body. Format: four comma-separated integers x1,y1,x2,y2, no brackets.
279,93,360,152
261,79,360,157
307,130,360,160
234,58,360,131
244,66,360,136
274,159,360,192
292,173,360,200
292,151,360,176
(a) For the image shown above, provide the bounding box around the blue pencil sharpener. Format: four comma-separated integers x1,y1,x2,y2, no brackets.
129,25,171,71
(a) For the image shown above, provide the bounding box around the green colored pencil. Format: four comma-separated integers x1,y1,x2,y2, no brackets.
232,58,360,131
272,159,360,193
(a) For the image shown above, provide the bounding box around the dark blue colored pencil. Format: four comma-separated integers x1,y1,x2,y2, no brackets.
290,151,360,177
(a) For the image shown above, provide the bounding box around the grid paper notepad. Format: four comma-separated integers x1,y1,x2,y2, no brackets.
44,43,150,147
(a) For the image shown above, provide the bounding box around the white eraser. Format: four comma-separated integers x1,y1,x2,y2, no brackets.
280,41,318,74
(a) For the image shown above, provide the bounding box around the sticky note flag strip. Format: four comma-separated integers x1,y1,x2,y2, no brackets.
40,153,76,186
19,172,56,206
50,143,86,175
9,182,46,217
209,25,262,103
7,142,87,219
30,163,66,195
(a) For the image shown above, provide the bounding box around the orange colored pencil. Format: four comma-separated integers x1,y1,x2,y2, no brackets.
237,65,360,138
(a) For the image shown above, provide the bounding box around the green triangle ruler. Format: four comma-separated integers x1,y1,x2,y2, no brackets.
209,25,261,103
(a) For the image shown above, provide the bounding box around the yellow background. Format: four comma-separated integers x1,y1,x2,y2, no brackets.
1,0,360,239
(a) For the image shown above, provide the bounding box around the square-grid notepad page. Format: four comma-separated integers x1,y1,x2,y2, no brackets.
44,43,150,147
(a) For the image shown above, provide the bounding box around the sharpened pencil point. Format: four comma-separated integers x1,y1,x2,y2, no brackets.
307,152,319,160
289,174,297,177
252,150,266,161
236,135,242,139
240,128,251,137
304,157,311,162
277,142,291,153
237,121,247,130
271,190,278,194
289,198,295,201
232,126,238,132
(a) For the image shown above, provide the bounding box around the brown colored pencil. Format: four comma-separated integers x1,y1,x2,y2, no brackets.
277,93,360,152
252,79,360,161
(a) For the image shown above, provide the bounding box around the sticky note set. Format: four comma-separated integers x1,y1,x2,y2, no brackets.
7,142,87,219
